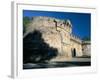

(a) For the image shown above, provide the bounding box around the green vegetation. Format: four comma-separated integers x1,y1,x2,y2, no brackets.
23,17,31,34
82,36,90,41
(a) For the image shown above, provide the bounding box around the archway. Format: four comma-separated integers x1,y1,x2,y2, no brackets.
72,48,76,57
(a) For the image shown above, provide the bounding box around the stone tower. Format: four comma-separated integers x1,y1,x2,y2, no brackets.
24,16,89,62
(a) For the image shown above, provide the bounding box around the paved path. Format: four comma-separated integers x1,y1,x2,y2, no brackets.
67,57,91,62
23,57,91,69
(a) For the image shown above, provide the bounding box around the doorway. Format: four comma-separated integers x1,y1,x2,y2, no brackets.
72,48,76,57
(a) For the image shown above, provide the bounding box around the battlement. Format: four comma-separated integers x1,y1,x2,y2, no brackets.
70,34,82,44
82,41,91,44
32,16,72,29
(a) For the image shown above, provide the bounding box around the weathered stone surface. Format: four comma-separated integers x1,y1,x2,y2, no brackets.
82,41,91,56
23,16,91,62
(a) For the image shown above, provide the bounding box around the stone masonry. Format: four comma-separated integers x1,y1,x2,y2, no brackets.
24,16,91,62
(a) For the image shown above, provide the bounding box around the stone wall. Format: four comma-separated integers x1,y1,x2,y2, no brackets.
82,41,91,56
23,16,91,62
70,35,83,57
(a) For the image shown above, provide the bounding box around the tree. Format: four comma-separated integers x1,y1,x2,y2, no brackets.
82,36,90,41
23,17,31,34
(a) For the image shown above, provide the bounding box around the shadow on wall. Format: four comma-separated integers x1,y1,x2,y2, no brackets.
23,30,58,63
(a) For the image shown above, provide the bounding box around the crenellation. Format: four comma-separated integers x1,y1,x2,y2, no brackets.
32,16,72,31
70,34,82,44
24,16,91,62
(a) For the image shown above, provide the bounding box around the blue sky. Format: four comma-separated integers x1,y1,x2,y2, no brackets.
23,10,91,40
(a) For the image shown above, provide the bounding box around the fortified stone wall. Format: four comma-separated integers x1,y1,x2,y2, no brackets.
70,34,83,57
82,41,91,56
23,16,91,62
